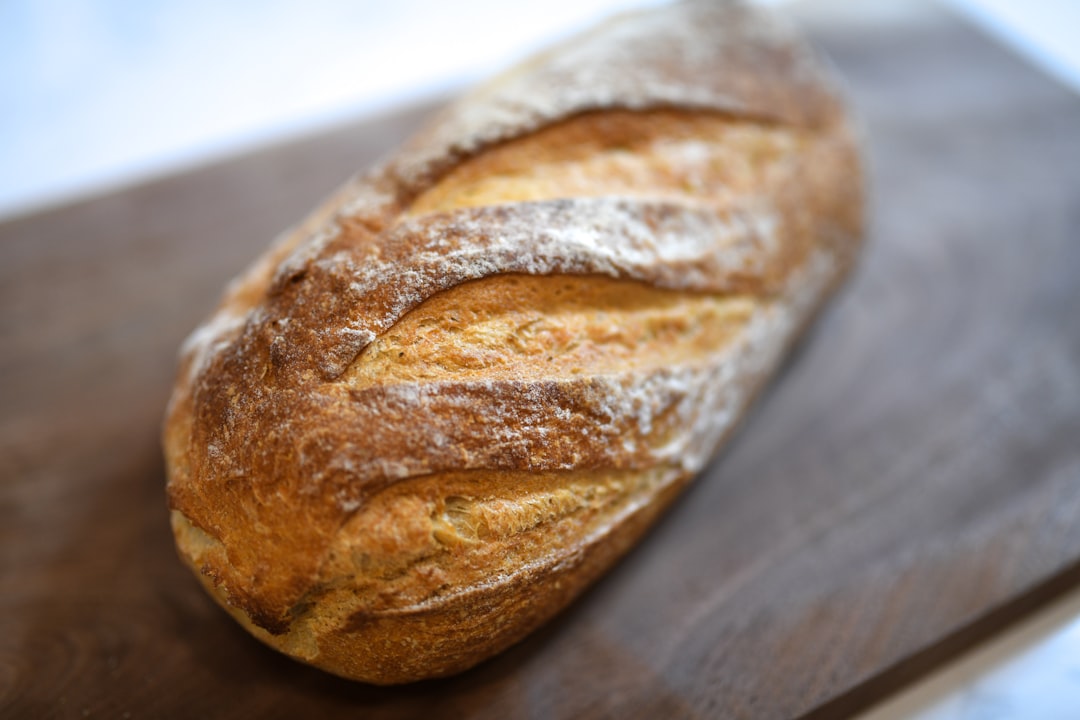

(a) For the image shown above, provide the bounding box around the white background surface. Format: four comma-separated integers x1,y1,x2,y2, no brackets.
860,587,1080,719
4,1,1080,717
1,0,667,218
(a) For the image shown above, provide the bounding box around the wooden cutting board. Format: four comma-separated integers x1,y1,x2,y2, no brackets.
3,3,1079,718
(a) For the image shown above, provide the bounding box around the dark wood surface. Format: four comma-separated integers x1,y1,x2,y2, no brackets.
4,5,1080,718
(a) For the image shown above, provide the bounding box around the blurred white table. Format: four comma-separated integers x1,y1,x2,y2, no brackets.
860,587,1080,719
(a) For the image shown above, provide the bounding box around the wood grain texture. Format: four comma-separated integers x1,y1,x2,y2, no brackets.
3,3,1080,718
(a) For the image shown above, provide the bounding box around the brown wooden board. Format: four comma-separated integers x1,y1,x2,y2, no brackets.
3,4,1080,718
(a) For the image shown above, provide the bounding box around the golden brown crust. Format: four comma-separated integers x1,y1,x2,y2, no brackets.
163,0,863,683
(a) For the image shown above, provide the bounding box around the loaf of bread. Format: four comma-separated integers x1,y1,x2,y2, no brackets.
163,0,863,684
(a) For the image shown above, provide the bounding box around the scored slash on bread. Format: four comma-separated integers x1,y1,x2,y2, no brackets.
164,0,863,684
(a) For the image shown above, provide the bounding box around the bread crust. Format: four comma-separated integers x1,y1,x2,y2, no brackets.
163,0,863,683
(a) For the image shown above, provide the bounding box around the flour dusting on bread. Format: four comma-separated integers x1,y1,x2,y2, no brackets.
163,0,862,684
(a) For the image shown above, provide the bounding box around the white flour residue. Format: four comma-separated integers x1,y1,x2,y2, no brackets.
179,309,247,388
314,197,781,376
271,224,341,287
335,169,398,220
388,0,832,190
359,249,830,489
